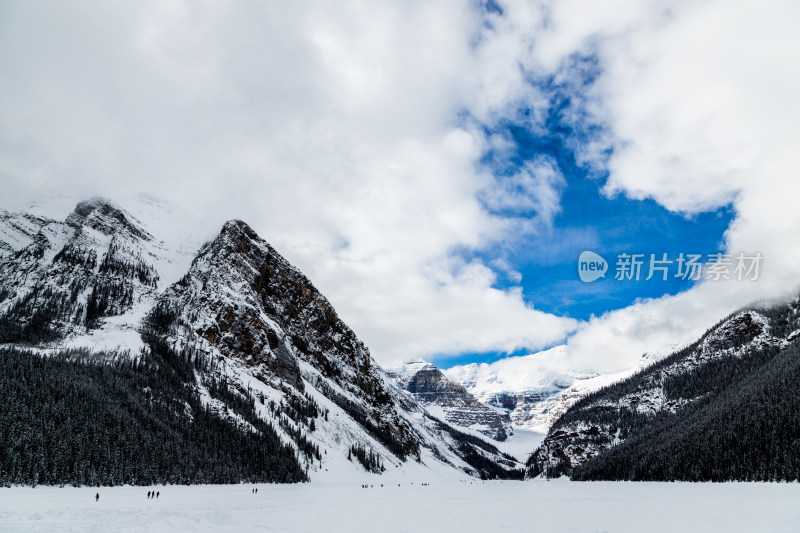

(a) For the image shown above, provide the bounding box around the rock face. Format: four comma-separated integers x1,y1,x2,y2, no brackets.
0,198,525,482
390,361,512,441
527,303,800,479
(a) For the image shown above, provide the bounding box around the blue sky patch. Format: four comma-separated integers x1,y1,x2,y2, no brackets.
436,61,735,368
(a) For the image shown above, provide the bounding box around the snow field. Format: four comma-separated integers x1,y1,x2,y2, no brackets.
1,481,798,533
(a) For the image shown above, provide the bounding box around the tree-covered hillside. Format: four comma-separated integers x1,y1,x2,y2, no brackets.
527,299,800,481
0,343,307,487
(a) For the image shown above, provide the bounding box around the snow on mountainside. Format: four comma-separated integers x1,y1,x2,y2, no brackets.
0,199,159,344
0,198,524,484
387,361,513,441
443,346,645,433
527,300,800,479
0,210,51,258
0,197,199,353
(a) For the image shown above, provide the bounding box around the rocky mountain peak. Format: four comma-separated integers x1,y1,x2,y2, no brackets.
220,218,258,239
406,364,473,403
389,360,513,441
67,197,152,241
155,217,427,458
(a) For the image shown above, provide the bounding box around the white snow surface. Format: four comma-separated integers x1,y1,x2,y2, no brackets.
491,428,546,462
2,482,798,533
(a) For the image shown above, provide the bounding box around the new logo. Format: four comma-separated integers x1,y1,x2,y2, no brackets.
578,251,607,282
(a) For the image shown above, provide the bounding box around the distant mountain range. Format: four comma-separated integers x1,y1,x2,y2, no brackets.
441,346,649,433
2,196,797,486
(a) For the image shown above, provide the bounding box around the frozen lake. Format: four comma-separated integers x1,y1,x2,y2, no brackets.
2,481,799,532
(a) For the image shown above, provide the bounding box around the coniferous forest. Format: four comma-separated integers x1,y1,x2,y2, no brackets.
0,343,307,487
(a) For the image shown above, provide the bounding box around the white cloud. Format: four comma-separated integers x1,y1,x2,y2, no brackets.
480,155,566,225
527,0,800,371
0,0,576,366
2,0,797,371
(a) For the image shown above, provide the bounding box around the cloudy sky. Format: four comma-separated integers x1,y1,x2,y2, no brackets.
1,0,799,370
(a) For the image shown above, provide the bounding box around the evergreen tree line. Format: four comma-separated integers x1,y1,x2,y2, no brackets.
98,242,159,288
0,286,68,343
52,242,97,271
0,277,130,343
0,343,308,487
283,392,324,423
347,444,384,473
278,415,321,463
0,238,163,343
84,282,134,328
142,299,181,335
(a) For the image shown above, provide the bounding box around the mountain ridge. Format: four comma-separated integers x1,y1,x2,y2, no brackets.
527,299,800,481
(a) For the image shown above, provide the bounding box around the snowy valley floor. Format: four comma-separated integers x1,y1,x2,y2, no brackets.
1,480,799,533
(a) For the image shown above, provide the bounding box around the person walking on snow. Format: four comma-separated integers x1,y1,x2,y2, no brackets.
95,493,99,502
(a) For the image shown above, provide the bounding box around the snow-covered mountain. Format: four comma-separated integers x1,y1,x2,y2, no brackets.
0,198,524,485
527,300,800,480
0,199,161,345
442,346,645,433
387,361,513,441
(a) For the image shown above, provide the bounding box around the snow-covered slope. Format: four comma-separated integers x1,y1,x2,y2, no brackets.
0,198,524,484
149,218,523,479
0,198,201,353
0,210,52,258
387,361,513,441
